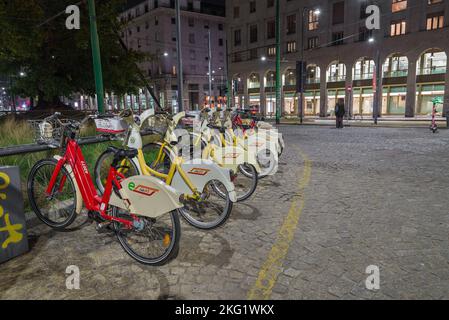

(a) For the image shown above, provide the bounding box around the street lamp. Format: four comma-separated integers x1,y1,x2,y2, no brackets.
299,7,320,124
369,37,381,125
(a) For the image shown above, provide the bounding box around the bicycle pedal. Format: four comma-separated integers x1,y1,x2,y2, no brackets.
96,222,113,233
88,211,106,224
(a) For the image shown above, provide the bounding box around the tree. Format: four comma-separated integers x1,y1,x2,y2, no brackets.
0,0,147,109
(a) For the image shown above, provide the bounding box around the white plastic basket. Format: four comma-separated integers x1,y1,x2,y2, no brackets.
94,117,128,134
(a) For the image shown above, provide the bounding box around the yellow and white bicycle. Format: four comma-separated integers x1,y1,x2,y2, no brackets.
186,108,262,201
95,109,237,230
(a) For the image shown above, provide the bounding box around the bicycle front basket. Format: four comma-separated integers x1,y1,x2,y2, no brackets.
94,117,129,134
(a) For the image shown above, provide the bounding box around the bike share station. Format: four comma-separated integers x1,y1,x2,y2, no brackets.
0,0,284,278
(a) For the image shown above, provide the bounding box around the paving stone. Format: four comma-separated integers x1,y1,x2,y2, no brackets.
1,126,449,299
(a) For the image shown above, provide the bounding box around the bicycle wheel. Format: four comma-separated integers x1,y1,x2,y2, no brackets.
111,208,181,266
27,159,77,229
180,180,233,230
213,164,258,202
142,143,172,175
94,150,140,194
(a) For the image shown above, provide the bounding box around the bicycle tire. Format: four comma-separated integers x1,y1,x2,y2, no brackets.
112,208,181,266
27,159,78,229
94,149,140,195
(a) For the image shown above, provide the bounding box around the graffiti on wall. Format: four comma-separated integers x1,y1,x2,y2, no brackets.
0,167,29,264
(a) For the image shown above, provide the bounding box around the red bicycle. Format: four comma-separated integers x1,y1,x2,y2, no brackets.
232,110,256,134
27,113,182,265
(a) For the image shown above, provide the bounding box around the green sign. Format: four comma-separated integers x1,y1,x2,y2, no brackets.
432,97,443,105
0,166,29,264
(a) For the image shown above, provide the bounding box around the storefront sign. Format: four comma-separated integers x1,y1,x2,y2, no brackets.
0,166,29,264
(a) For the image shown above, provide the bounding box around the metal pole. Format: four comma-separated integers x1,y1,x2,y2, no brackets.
208,28,213,108
225,40,231,110
373,50,381,125
275,0,281,124
299,8,306,124
175,0,184,112
87,0,105,114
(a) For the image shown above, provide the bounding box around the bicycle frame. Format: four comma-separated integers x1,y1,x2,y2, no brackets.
123,110,236,202
135,146,199,197
47,139,135,228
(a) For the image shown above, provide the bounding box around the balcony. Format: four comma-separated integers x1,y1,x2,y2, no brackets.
417,66,447,76
383,70,408,78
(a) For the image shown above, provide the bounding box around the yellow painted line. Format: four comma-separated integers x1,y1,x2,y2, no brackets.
247,149,312,300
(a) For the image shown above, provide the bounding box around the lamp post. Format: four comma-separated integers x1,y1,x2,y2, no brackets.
175,0,184,112
299,7,320,124
275,0,281,124
369,37,381,125
207,27,213,108
87,0,105,114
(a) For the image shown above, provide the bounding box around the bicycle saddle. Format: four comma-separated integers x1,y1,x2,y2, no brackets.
107,146,138,159
207,124,226,134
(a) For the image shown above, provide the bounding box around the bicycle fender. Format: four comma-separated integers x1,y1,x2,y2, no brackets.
173,160,237,203
109,175,183,218
243,133,279,158
53,156,83,215
211,146,262,174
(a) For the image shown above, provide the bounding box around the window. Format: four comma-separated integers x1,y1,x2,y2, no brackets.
286,41,297,53
233,52,242,62
360,1,370,19
392,0,407,12
307,36,319,49
331,32,344,46
189,50,196,60
390,20,406,36
267,20,275,39
267,0,274,8
171,17,176,24
426,13,444,30
234,6,240,18
189,33,195,44
268,46,276,56
287,14,296,34
234,29,241,46
250,48,258,60
218,38,224,46
155,17,159,25
188,17,194,27
250,25,258,43
333,2,345,25
218,24,224,31
250,1,256,13
308,10,320,30
359,27,373,41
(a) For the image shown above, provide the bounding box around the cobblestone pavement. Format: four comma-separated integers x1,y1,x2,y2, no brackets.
1,125,449,300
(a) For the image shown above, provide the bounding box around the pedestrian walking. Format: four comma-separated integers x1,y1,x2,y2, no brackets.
335,98,346,129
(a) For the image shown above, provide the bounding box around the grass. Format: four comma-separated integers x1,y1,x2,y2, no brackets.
0,116,160,213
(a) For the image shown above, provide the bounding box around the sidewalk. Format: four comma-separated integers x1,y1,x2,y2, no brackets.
274,117,448,128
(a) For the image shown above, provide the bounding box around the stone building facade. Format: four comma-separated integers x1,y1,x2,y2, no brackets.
227,0,449,118
121,0,227,112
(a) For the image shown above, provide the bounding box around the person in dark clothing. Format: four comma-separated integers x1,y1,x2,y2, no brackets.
335,98,346,129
